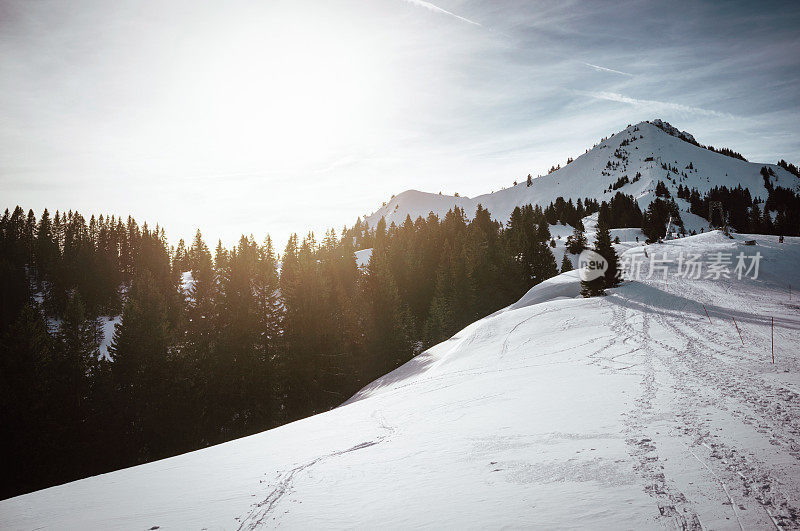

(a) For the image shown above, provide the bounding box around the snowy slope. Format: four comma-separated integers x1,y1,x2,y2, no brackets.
365,121,800,227
3,232,800,529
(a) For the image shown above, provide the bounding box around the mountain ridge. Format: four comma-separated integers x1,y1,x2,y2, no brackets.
364,120,799,228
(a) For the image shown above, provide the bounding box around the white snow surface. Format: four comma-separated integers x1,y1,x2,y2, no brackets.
506,269,582,310
365,121,799,228
3,231,800,529
98,315,121,361
354,248,372,269
180,271,195,297
651,118,697,144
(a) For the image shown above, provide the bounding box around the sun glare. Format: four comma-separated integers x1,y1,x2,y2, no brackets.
156,6,386,175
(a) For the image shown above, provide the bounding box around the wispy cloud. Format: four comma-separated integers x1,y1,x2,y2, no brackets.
584,91,733,119
583,62,633,77
402,0,481,26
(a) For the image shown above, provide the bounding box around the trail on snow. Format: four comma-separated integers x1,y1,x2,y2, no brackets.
602,258,800,529
236,412,396,529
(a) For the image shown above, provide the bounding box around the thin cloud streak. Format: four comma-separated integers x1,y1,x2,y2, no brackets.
402,0,481,26
583,62,633,77
584,91,734,119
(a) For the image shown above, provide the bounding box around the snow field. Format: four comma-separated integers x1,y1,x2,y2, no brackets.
4,232,799,528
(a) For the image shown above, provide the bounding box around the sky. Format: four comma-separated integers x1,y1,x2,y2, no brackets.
2,0,799,249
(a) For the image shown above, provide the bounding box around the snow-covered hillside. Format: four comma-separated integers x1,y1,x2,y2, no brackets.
3,231,800,529
365,120,799,228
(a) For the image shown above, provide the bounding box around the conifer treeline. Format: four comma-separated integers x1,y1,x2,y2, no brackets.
676,181,800,236
0,202,564,499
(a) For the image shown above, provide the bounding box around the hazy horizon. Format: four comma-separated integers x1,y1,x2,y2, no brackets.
2,0,799,249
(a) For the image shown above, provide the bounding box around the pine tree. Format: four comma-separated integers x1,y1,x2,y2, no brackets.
424,240,468,345
364,250,414,380
210,235,275,437
0,304,54,498
95,216,122,313
173,238,189,274
560,254,573,272
109,271,176,462
775,210,788,236
214,239,228,270
504,206,557,288
375,217,387,249
35,209,59,283
762,208,775,234
641,199,681,242
580,221,619,297
580,267,604,298
530,237,558,285
0,256,30,332
52,292,101,477
23,209,37,265
56,293,100,412
748,204,763,234
279,233,324,418
316,229,363,404
255,236,282,347
566,225,588,254
597,222,620,288
183,230,217,441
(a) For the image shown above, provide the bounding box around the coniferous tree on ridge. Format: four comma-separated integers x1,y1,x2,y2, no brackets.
580,221,620,297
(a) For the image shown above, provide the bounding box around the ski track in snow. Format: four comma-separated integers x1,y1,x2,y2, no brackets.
600,250,800,529
236,411,396,529
344,234,800,529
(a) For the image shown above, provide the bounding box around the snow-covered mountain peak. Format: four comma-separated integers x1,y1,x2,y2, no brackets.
364,120,799,229
649,118,697,144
